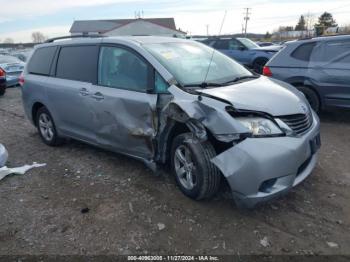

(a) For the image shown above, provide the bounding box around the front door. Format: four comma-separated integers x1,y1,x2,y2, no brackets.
91,45,158,159
214,39,249,65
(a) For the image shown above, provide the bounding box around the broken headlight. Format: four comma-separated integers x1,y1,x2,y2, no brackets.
237,117,283,136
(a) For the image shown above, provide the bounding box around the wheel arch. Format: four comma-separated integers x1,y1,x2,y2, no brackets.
31,102,46,126
287,78,323,109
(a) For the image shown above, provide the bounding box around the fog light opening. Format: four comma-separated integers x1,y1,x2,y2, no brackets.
259,178,277,193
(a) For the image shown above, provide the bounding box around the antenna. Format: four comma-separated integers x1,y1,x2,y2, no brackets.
203,10,227,83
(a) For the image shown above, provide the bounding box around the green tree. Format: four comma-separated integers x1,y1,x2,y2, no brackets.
295,15,306,31
315,12,338,35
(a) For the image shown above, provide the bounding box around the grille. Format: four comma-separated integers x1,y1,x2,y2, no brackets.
279,113,313,135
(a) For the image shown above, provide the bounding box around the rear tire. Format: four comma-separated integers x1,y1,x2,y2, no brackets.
36,107,64,146
171,133,221,200
297,86,320,113
253,57,269,74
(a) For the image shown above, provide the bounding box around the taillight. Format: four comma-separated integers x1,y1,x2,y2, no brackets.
19,72,25,86
0,68,5,78
263,66,272,77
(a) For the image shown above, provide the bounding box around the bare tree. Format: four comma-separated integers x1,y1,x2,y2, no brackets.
342,24,350,34
3,38,14,44
304,12,316,37
31,31,47,43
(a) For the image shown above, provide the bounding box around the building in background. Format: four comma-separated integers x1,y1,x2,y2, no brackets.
273,30,316,40
70,18,186,37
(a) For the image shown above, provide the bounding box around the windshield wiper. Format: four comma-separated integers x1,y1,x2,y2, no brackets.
183,82,223,88
223,75,260,85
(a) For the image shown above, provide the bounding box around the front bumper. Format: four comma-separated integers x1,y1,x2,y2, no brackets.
211,112,320,208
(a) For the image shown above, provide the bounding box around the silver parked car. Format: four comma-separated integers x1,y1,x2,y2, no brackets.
264,35,350,112
21,36,321,208
0,55,25,87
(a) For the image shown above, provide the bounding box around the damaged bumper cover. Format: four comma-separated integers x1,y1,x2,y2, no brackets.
211,112,320,208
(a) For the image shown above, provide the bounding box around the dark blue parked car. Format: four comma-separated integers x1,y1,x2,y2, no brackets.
264,35,350,112
202,37,281,73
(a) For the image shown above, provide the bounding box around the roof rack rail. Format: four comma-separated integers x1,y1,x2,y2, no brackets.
44,34,105,43
298,33,350,41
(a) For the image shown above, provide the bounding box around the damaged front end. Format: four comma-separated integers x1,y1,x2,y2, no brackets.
156,84,320,208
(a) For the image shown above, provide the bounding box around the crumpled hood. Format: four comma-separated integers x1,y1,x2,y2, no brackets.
197,76,309,116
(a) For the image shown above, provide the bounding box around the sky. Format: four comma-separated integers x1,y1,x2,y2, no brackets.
0,0,350,42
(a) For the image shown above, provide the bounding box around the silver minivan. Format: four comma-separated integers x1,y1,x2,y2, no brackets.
21,36,321,208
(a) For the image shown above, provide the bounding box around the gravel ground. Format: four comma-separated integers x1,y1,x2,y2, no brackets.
0,87,349,256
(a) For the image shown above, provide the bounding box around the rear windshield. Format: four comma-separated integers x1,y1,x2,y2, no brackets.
28,46,57,76
0,55,21,63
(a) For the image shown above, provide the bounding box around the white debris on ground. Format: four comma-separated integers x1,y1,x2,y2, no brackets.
157,223,166,231
0,144,8,167
0,163,46,181
326,242,339,248
260,236,270,248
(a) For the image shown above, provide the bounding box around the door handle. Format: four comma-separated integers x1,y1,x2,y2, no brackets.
79,88,89,96
91,92,104,101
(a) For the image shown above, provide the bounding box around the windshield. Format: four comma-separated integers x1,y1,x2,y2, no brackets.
143,41,253,87
237,38,260,49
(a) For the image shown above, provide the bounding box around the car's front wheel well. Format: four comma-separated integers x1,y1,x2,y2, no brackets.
163,120,232,165
164,121,191,165
32,102,45,126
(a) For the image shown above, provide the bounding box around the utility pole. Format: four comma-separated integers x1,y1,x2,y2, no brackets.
206,24,209,36
243,8,251,38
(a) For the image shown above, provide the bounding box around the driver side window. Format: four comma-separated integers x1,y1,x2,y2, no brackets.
98,46,149,92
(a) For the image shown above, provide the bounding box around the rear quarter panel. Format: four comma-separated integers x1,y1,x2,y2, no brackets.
21,74,50,124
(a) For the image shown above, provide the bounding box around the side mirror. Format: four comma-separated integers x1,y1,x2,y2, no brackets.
239,46,246,51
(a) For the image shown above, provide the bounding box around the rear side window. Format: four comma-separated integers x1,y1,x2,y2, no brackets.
28,46,57,76
291,42,316,61
214,40,229,50
56,45,98,83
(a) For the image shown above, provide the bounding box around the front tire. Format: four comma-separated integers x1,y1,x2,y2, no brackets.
36,107,63,146
171,133,221,200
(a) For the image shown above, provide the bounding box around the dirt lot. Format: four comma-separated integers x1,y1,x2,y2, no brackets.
0,87,349,257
